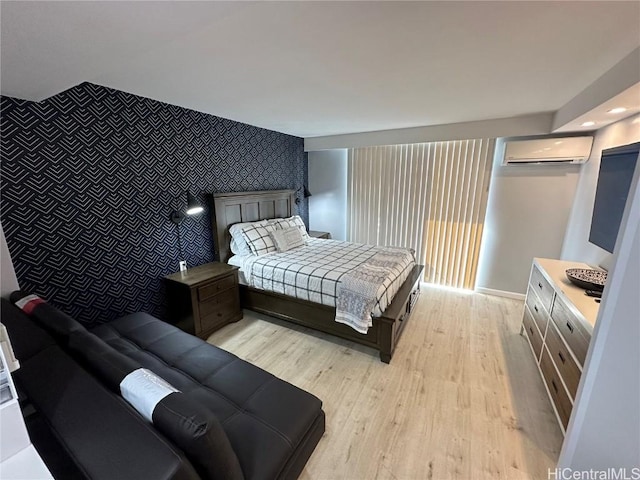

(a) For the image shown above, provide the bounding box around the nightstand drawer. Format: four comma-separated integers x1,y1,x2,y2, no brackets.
200,292,239,318
540,347,572,430
530,265,554,311
198,274,236,301
200,295,241,333
545,321,581,398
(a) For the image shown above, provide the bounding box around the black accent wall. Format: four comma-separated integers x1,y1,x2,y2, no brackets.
0,82,308,324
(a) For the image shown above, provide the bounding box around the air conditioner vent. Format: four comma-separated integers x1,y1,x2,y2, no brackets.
503,137,593,165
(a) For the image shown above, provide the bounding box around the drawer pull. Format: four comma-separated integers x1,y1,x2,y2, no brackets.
558,351,565,364
551,379,558,393
538,282,543,289
534,305,539,313
566,321,574,333
529,326,534,335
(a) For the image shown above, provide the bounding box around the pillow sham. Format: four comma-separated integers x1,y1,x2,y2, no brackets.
229,220,268,255
241,223,278,256
270,227,305,252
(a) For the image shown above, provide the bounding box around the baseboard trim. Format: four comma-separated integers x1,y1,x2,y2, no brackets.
475,287,525,301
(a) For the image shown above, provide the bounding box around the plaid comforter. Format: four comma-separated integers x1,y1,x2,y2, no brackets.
241,239,415,318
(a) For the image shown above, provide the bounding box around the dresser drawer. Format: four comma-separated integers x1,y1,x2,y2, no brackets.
523,305,543,360
551,295,590,365
525,286,548,335
199,294,241,334
540,347,572,430
530,265,555,312
198,274,237,301
545,321,581,398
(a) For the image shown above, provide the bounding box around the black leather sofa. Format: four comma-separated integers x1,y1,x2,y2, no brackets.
1,296,325,480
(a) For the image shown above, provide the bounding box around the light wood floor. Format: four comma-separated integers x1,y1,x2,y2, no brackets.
208,285,563,480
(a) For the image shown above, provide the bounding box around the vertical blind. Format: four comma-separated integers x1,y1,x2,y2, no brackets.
347,139,495,289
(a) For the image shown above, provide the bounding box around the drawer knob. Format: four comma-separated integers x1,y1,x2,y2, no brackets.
558,351,566,364
566,321,574,333
534,305,539,313
538,282,543,289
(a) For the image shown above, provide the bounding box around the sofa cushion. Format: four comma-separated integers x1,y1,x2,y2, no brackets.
91,312,325,480
0,298,56,361
34,310,245,480
68,328,141,391
154,392,245,480
1,300,200,480
16,345,201,480
10,290,87,341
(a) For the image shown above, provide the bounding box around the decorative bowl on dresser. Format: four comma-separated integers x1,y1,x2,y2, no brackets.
522,258,600,433
565,268,607,291
165,262,242,339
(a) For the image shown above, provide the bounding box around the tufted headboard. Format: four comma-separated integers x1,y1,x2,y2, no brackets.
209,190,296,262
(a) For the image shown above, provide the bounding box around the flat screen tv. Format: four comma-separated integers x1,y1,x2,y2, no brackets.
589,141,640,253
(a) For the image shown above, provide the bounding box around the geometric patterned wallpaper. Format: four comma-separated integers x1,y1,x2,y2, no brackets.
0,82,308,324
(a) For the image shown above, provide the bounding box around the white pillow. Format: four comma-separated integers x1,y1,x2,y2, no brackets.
229,220,268,255
270,227,305,252
120,369,179,422
241,223,278,256
270,216,310,242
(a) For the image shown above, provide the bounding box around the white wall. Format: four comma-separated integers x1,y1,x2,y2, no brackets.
308,149,348,240
559,140,640,471
305,112,553,151
0,221,20,299
475,138,580,295
561,114,640,270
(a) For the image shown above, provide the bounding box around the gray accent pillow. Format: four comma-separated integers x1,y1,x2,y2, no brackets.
270,227,305,252
270,215,310,242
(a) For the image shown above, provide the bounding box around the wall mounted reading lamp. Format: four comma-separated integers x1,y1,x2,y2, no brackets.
170,190,203,270
295,185,312,205
170,190,204,224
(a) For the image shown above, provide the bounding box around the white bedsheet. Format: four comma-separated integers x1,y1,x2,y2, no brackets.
229,239,415,321
228,255,251,285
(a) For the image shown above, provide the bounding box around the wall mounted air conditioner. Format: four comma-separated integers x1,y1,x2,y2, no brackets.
502,136,594,165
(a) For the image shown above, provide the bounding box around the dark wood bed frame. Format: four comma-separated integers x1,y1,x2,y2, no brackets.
208,189,423,363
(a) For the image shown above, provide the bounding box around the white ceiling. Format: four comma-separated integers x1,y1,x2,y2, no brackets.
1,1,639,138
555,83,640,133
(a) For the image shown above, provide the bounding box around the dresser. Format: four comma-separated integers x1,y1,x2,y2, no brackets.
165,262,242,339
522,258,600,433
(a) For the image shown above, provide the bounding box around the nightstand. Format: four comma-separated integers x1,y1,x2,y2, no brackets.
308,230,331,239
164,262,242,339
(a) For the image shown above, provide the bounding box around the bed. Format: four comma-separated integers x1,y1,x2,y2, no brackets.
208,189,424,363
